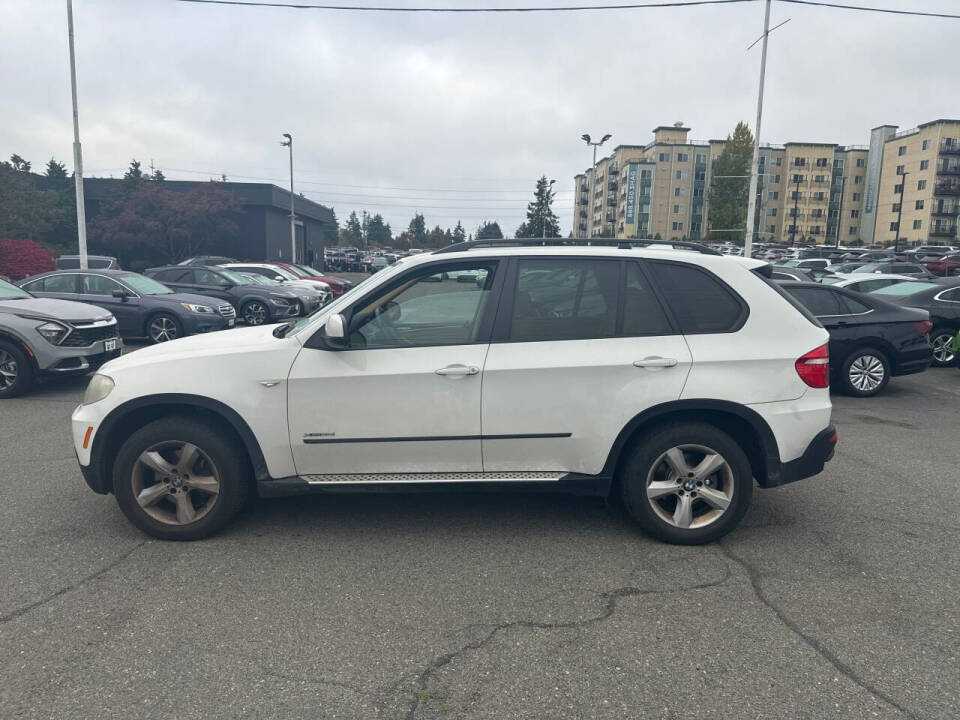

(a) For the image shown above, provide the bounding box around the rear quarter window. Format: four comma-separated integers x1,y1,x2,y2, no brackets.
647,261,747,334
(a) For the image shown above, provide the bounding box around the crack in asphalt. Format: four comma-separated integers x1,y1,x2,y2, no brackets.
718,542,917,720
0,540,148,623
397,568,732,720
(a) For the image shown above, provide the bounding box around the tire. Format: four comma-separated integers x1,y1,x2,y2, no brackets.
619,423,753,545
146,313,182,344
241,300,270,326
0,340,34,399
112,416,249,541
929,327,957,368
840,348,890,397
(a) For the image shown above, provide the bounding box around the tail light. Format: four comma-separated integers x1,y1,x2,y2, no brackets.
913,320,933,335
796,344,830,388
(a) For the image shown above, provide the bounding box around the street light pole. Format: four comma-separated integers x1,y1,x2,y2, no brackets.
790,176,801,247
581,133,612,239
894,171,908,251
281,133,295,263
744,0,772,258
66,0,88,270
542,178,556,240
834,175,846,249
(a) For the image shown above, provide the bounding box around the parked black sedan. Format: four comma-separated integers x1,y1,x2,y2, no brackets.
780,281,932,396
145,265,300,325
18,269,235,343
870,278,960,367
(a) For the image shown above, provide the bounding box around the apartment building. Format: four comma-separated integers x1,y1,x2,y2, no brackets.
574,118,958,246
872,120,960,246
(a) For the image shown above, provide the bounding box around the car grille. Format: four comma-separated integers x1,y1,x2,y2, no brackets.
218,304,236,319
61,322,120,347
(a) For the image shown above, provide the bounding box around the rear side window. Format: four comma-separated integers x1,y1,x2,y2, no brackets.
839,294,871,314
152,268,188,282
789,287,844,316
193,269,222,285
624,262,672,336
647,261,746,334
509,259,619,342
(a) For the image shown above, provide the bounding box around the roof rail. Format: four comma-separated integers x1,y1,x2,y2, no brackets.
433,238,722,256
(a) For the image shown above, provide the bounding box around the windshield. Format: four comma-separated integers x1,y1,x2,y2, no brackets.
0,279,32,299
219,269,254,285
294,264,323,277
777,260,800,267
872,282,938,296
247,274,281,286
856,263,884,273
122,274,173,295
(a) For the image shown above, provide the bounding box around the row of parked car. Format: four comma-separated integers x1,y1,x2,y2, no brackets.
0,257,354,397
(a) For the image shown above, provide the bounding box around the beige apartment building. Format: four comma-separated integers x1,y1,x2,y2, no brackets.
574,118,959,246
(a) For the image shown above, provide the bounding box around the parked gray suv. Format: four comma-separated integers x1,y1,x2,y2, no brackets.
0,278,122,398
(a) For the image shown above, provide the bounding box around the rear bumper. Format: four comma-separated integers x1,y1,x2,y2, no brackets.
763,425,837,488
893,349,932,377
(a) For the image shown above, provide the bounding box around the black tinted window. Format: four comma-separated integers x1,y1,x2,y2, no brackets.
41,274,78,293
193,269,223,285
939,288,960,302
509,259,618,342
153,268,188,282
790,287,844,316
840,295,871,314
624,263,672,336
649,262,745,333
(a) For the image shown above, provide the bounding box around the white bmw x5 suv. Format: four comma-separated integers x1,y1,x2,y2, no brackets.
72,241,837,544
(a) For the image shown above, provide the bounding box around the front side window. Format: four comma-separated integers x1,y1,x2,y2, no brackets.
647,262,745,334
348,263,496,349
508,259,618,342
81,274,124,295
123,274,173,295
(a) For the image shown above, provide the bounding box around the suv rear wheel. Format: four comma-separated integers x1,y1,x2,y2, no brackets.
112,417,249,540
0,340,33,399
620,423,752,545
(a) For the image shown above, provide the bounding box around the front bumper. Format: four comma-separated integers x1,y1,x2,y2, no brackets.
182,313,231,335
764,425,837,488
37,338,123,375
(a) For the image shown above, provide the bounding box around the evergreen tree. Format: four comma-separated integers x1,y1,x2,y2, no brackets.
44,158,68,179
453,221,465,243
123,159,144,184
515,176,560,239
366,213,391,247
150,168,166,182
341,210,363,246
476,221,503,240
360,211,370,248
9,154,31,173
407,212,427,247
707,122,754,244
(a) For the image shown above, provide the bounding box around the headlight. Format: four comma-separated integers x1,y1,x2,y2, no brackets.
269,296,293,305
82,374,114,405
36,321,69,345
181,303,214,314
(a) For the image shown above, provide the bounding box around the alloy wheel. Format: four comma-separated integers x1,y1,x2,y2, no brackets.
149,316,178,342
243,302,268,325
131,441,221,525
645,444,734,530
0,349,18,390
931,333,956,365
848,354,885,392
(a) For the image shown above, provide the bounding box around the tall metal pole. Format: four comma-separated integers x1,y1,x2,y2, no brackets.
834,175,846,248
894,171,908,251
66,0,88,270
287,136,296,262
790,176,801,246
589,144,597,239
744,0,772,258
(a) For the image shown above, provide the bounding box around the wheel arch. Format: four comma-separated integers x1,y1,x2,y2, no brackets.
0,330,40,373
602,400,781,489
88,393,269,494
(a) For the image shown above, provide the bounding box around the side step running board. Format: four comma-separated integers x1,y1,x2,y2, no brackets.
300,471,563,485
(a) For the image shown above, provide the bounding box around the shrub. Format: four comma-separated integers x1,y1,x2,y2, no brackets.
0,238,57,281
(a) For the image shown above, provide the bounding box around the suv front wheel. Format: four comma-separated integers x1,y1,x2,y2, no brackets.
112,417,249,540
620,423,753,545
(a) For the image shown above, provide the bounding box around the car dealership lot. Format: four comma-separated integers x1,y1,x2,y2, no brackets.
1,372,959,719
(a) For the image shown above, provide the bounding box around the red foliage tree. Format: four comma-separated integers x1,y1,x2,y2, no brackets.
0,238,56,281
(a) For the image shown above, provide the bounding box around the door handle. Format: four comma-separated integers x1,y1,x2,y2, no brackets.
633,357,679,369
435,364,480,377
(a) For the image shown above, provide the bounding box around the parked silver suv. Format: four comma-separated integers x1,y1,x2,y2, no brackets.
0,278,122,398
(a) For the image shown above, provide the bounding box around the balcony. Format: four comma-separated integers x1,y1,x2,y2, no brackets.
579,184,589,193
940,139,960,155
578,197,588,206
608,179,618,191
931,201,958,216
930,226,958,238
608,164,619,176
937,161,960,176
579,210,588,219
605,212,615,223
934,181,960,196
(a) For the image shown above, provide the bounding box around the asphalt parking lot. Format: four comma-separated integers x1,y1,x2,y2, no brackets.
1,370,959,720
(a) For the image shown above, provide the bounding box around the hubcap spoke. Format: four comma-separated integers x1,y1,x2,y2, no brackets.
647,479,679,500
697,485,731,511
177,443,201,473
692,452,725,481
174,492,197,523
136,482,171,508
139,451,176,478
186,474,219,495
663,447,691,477
673,494,693,529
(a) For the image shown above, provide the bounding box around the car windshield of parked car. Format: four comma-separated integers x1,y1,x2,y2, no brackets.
121,274,174,295
219,269,254,285
294,264,323,277
855,263,885,273
246,274,281,286
872,281,939,296
0,278,32,299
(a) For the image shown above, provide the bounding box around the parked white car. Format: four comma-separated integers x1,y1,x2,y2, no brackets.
72,242,836,544
829,273,916,294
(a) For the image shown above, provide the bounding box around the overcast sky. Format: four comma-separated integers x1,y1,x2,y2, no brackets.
2,0,957,236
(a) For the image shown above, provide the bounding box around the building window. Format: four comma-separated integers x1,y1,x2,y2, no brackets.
856,158,866,167
772,174,781,183
913,219,922,230
894,184,903,194
890,222,899,231
918,180,927,190
851,209,860,218
816,158,828,167
920,160,929,170
768,191,779,200
810,226,821,235
695,153,707,164
677,153,688,162
815,174,826,183
922,139,931,150
675,187,685,196
772,157,782,166
849,226,857,235
794,158,806,167
892,203,901,212
853,192,861,201
793,174,805,183
676,170,686,180
659,153,670,162
813,192,825,201
673,204,683,214
896,164,905,175
672,221,683,232
767,208,777,216
915,199,924,210
854,176,863,184
898,146,907,156
766,224,777,233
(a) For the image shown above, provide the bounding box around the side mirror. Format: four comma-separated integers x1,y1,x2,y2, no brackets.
325,313,346,340
112,289,129,301
274,276,286,282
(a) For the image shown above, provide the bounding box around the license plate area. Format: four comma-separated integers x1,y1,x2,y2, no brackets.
104,339,118,352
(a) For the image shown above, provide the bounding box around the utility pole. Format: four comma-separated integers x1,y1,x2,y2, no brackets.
581,133,611,239
281,133,295,262
789,176,801,247
542,178,556,240
834,175,846,249
894,171,908,251
744,0,772,258
66,0,88,270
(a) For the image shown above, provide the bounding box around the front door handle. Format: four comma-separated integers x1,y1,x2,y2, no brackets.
435,364,480,377
633,357,679,369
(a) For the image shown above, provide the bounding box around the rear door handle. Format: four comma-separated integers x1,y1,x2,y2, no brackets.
633,357,679,369
435,364,480,377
